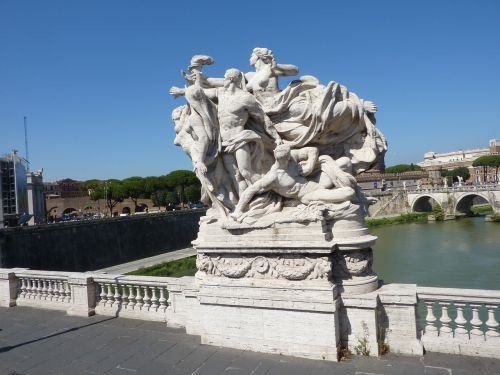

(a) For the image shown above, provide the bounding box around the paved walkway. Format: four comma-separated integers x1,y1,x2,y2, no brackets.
95,248,196,274
1,307,500,375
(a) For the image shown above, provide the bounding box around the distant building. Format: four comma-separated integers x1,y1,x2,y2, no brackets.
44,178,85,199
418,139,500,183
356,170,430,193
0,150,45,227
27,170,46,225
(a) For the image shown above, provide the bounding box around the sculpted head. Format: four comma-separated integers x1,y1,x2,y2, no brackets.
250,47,274,66
274,144,291,161
224,68,243,88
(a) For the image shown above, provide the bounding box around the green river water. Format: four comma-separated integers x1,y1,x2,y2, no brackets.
372,217,500,290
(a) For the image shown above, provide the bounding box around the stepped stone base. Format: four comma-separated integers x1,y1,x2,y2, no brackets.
189,213,381,360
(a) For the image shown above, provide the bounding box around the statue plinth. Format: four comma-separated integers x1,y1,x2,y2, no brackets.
191,211,378,361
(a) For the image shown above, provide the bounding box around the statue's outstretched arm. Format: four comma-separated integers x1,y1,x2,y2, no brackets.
274,63,298,77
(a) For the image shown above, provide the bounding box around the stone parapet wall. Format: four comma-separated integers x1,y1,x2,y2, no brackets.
1,268,499,361
0,210,204,271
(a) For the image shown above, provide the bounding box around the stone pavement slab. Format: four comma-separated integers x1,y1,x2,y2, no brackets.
94,247,195,274
1,307,500,375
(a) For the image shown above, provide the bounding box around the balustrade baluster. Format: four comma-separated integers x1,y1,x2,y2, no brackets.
36,279,43,300
63,281,71,303
53,280,61,302
135,286,143,310
106,284,114,307
485,305,499,338
99,283,107,306
424,301,438,335
113,284,121,308
59,281,67,303
121,285,129,309
47,280,54,301
127,285,136,310
20,278,27,298
142,287,151,310
470,304,485,340
151,287,159,311
159,287,167,312
439,303,453,336
26,279,33,299
454,303,468,338
41,280,48,300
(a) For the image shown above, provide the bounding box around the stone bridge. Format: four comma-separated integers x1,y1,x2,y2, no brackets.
407,184,500,216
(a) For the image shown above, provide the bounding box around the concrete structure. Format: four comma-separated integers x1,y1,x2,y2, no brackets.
26,170,46,225
0,150,44,227
0,210,204,271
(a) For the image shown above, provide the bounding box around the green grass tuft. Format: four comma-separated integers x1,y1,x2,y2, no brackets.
127,256,197,277
366,213,428,228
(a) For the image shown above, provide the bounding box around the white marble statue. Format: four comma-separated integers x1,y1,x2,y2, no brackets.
170,49,388,226
457,175,463,187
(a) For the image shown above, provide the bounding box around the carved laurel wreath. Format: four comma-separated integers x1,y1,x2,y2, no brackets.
196,254,331,281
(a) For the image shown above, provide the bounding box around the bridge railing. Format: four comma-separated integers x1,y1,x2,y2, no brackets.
3,268,500,359
0,268,196,326
407,183,500,194
416,286,500,357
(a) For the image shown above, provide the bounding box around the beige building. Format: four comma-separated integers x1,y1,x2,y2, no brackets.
418,139,500,183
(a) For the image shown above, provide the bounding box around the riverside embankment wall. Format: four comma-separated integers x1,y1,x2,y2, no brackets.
0,210,204,272
367,191,410,218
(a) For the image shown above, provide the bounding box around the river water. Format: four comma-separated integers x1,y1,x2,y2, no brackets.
371,217,500,290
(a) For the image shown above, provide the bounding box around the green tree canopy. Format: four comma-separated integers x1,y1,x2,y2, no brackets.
122,176,145,211
473,155,500,168
151,190,178,209
384,164,424,173
442,167,470,181
80,179,102,193
89,180,127,216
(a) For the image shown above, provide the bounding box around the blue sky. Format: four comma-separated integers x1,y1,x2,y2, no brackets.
1,0,499,181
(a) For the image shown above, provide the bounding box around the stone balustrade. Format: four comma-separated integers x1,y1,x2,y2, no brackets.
407,183,500,194
417,286,500,358
2,268,500,360
93,274,170,321
15,270,72,310
0,268,196,324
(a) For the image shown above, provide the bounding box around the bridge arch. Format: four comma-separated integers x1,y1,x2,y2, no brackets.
62,207,77,215
455,193,490,215
411,195,442,213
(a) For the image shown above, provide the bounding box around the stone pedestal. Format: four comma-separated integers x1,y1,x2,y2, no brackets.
191,212,378,360
0,269,18,307
66,274,96,317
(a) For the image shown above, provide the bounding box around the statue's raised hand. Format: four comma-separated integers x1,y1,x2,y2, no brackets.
169,86,185,98
363,101,377,113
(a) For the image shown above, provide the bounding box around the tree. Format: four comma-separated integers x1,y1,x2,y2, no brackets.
184,184,201,203
122,177,145,212
90,180,127,216
384,164,424,173
143,176,161,198
442,167,470,182
151,190,178,210
163,170,200,205
473,155,500,183
80,179,102,195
